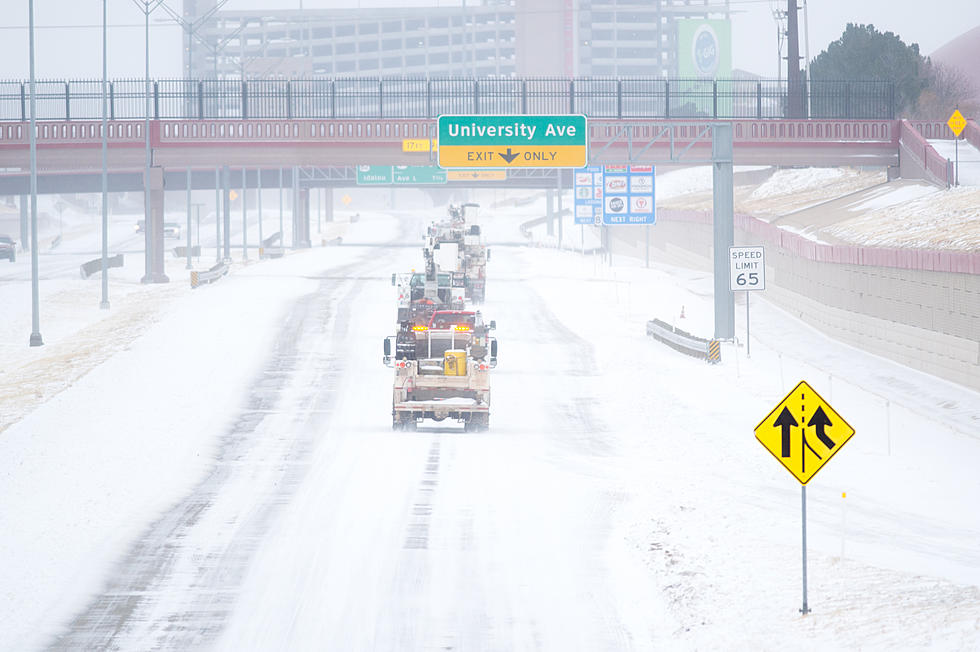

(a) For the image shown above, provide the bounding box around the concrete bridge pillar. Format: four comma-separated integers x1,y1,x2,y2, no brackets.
141,166,169,284
294,179,311,248
324,188,334,222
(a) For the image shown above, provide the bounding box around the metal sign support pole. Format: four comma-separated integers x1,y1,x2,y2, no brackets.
746,291,751,358
241,167,248,261
257,169,263,247
222,165,231,261
645,224,650,268
712,123,735,340
557,171,563,249
581,224,584,256
955,137,959,187
279,167,284,244
214,168,220,263
185,168,192,269
801,485,810,615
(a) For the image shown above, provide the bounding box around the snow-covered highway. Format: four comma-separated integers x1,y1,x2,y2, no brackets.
2,203,979,650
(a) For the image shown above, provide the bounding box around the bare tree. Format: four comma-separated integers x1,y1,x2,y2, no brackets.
914,60,979,119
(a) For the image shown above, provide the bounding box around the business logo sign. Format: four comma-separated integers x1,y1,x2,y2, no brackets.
677,19,731,79
602,165,655,225
573,166,603,225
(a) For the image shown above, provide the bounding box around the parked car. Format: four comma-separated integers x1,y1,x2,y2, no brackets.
0,235,15,262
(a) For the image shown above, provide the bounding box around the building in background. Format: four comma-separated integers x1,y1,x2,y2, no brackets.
183,0,730,80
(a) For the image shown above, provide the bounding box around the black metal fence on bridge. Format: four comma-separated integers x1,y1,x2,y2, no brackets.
0,77,895,122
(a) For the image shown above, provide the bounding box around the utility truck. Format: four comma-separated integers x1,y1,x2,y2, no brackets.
384,310,498,432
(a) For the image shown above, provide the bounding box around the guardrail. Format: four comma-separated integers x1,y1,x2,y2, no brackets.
646,318,721,364
259,231,284,259
189,261,228,288
79,253,123,279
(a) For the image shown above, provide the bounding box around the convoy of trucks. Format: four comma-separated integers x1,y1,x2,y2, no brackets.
384,203,496,431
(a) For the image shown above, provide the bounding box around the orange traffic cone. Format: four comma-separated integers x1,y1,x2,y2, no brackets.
680,305,686,319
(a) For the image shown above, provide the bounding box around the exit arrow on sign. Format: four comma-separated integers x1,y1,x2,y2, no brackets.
499,148,520,164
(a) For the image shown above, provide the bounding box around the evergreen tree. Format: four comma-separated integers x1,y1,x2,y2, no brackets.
809,24,927,115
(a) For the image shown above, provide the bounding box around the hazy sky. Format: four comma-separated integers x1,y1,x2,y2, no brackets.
0,1,977,80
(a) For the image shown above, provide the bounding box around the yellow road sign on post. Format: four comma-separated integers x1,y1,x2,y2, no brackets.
755,380,855,485
948,109,967,138
403,138,435,152
341,194,352,206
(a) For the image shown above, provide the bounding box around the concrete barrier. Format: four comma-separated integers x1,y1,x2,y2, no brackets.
646,318,721,364
79,253,123,279
259,232,284,259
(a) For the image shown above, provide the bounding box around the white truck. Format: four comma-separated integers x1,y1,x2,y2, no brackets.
384,310,497,432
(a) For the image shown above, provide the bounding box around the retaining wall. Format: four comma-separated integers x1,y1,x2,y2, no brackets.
612,212,980,391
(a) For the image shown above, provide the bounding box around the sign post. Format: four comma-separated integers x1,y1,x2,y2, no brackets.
729,246,765,357
947,109,967,187
755,380,855,615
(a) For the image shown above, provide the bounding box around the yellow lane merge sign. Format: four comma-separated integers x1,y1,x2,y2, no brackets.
228,190,239,201
438,115,587,168
755,380,855,485
948,109,967,138
403,138,434,152
341,194,352,206
447,170,507,181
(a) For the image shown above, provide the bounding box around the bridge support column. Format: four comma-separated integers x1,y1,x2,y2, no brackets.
291,167,310,248
324,187,334,222
295,187,311,248
20,195,28,251
546,188,554,237
141,166,169,284
712,123,734,340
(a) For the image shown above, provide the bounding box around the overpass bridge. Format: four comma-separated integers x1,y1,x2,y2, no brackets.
5,76,970,284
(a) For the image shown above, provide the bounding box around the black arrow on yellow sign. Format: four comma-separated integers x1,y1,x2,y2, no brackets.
773,407,797,457
499,148,520,164
807,406,836,449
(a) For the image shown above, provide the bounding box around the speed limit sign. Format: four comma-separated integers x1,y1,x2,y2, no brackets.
729,246,765,291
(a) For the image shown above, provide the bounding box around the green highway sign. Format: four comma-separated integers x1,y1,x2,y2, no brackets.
356,165,392,185
392,166,447,185
437,115,588,168
357,165,447,185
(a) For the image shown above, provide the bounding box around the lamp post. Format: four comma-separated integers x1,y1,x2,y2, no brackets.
100,0,110,309
28,0,43,347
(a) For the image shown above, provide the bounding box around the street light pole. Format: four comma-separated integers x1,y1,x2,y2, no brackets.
28,0,43,347
100,0,110,309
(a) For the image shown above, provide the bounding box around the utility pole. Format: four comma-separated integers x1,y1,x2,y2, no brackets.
786,0,803,118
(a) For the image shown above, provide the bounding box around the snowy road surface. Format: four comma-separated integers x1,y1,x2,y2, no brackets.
2,207,979,650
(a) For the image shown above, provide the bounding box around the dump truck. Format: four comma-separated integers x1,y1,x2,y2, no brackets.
384,310,497,431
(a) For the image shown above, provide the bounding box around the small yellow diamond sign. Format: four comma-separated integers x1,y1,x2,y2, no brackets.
948,109,967,138
228,190,239,201
341,194,352,206
755,380,855,485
